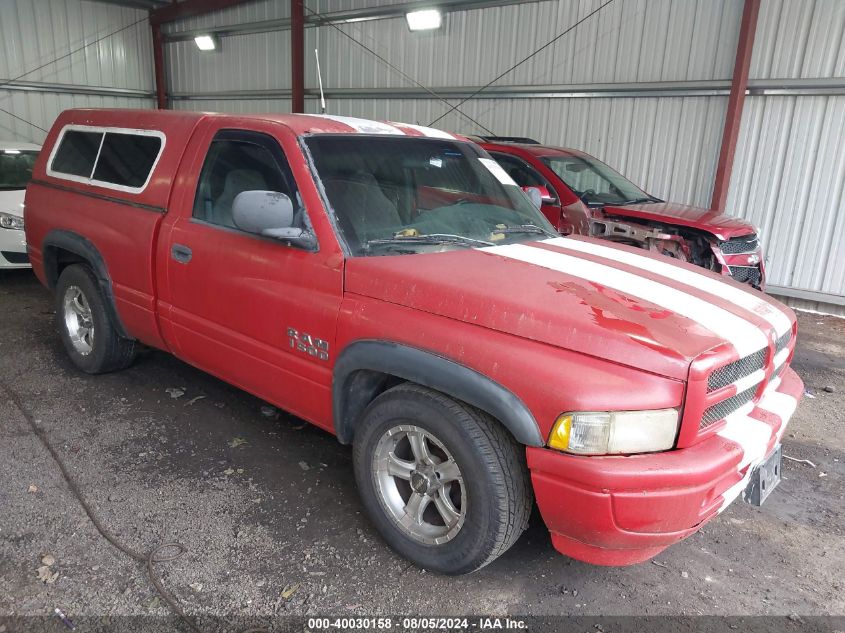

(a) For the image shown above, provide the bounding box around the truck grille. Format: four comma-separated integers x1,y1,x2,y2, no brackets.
720,235,759,254
768,363,786,385
775,329,792,354
728,265,761,287
707,348,767,392
701,385,758,429
700,327,793,429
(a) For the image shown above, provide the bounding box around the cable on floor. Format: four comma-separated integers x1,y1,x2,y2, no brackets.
1,379,268,633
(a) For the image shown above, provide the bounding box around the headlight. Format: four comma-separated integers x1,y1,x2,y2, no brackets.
0,212,24,230
548,409,679,455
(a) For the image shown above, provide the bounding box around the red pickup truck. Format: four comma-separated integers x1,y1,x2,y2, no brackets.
25,109,802,574
476,137,766,289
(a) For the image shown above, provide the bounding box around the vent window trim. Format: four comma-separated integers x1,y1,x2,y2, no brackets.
46,124,166,194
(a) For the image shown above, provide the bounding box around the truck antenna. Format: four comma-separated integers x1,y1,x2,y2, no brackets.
315,48,327,114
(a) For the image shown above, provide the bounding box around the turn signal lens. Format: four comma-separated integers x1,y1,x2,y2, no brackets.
549,409,680,455
548,414,572,450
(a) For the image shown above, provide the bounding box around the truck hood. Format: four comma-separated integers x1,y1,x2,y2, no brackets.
601,202,755,240
0,189,26,217
345,237,793,380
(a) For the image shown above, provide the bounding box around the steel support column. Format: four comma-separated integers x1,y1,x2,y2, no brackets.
710,0,761,211
291,0,305,113
149,0,255,110
152,23,167,109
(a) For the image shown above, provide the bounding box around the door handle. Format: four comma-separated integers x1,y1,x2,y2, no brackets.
171,244,192,264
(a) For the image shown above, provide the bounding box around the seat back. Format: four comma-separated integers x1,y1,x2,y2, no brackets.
212,169,268,227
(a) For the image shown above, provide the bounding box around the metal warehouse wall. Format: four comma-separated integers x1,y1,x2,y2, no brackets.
151,0,845,310
0,0,155,143
728,0,845,312
168,0,743,206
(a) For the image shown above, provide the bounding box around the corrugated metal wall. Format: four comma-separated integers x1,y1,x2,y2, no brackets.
170,93,726,210
728,95,845,301
169,0,742,209
0,0,154,143
321,96,730,209
305,0,740,88
728,0,845,310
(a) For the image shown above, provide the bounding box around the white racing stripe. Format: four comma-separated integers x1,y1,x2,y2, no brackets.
716,384,797,511
485,243,769,356
544,237,792,336
479,158,519,186
757,389,798,421
393,122,456,139
308,114,404,135
773,347,790,370
717,414,773,511
729,369,766,395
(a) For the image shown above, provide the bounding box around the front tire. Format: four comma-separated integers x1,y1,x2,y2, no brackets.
55,264,136,374
353,383,532,574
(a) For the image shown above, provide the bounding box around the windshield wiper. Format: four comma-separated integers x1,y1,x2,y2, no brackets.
492,224,554,237
578,193,604,207
364,233,495,251
619,196,660,205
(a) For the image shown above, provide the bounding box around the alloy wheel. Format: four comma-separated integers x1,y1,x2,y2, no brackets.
63,285,95,356
372,424,466,545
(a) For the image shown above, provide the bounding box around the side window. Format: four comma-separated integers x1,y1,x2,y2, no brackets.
48,126,164,192
489,152,557,199
51,130,102,178
93,133,162,188
193,131,300,230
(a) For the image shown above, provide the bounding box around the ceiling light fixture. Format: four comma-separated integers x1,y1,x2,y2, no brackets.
194,34,218,51
405,9,442,31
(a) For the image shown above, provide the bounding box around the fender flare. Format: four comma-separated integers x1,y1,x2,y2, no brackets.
41,229,131,339
332,340,544,447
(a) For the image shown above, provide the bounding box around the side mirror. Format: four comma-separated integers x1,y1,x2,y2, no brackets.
523,185,556,207
232,190,314,246
524,186,542,208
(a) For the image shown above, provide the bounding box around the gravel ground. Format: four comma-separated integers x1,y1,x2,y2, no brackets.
1,268,843,623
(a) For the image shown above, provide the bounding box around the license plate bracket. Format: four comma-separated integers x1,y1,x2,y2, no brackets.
745,444,782,506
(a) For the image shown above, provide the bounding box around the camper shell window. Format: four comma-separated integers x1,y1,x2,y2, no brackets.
47,125,165,193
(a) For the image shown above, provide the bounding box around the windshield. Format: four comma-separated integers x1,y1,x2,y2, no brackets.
543,154,656,207
0,150,38,190
304,135,556,256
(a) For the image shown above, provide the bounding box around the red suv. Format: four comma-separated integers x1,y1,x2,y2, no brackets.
477,137,765,289
25,110,800,573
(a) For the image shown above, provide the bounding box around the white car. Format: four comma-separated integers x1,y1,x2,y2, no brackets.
0,141,40,268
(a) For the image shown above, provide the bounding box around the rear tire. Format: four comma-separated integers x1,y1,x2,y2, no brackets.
353,383,532,574
55,264,136,374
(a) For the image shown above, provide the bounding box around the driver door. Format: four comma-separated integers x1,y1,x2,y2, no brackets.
158,123,342,429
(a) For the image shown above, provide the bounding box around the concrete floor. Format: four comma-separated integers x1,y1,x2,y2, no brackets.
1,268,843,622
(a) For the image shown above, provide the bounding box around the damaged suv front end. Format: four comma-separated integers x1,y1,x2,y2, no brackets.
479,139,766,289
713,232,765,287
587,194,767,289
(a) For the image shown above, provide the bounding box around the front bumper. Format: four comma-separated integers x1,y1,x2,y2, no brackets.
527,366,803,566
714,248,765,289
0,227,30,268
